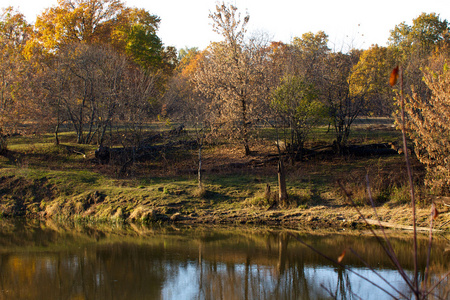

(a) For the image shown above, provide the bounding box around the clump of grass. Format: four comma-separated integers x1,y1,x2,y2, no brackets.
242,194,270,208
111,207,124,221
389,185,411,204
162,186,170,195
74,201,85,214
128,206,156,223
192,184,207,198
292,188,314,207
241,183,276,208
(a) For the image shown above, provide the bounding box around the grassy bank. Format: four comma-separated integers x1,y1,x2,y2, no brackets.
1,120,449,231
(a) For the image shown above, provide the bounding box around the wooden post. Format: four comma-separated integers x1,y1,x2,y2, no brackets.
264,183,271,201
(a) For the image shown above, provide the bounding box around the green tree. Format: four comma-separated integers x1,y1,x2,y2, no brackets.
111,7,175,73
271,75,325,161
389,12,449,53
389,13,450,98
125,24,163,67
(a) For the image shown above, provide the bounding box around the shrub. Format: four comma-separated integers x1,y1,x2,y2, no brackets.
399,58,450,194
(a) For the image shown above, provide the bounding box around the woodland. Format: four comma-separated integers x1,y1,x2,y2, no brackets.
1,0,450,222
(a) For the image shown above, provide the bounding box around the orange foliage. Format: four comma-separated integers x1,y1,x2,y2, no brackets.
389,66,399,86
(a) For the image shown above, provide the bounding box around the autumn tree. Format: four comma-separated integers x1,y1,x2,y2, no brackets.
117,61,160,149
43,44,117,144
388,13,450,98
193,3,269,155
348,45,397,116
267,32,372,155
34,0,175,77
29,0,173,146
389,12,449,54
34,0,124,48
264,32,330,104
389,14,450,191
164,47,209,125
162,48,214,190
290,31,330,83
0,7,33,153
265,42,289,87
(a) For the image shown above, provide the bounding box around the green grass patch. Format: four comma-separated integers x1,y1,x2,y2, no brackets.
0,117,423,221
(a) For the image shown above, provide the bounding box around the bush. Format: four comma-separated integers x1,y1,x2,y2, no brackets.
399,59,450,194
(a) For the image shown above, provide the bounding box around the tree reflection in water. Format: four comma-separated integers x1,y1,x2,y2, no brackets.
0,220,448,299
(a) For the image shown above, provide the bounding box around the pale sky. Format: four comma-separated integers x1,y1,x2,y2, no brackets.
2,0,450,51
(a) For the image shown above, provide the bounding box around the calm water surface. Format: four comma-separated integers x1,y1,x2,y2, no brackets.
0,220,448,299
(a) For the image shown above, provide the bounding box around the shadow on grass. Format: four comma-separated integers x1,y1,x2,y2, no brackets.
202,190,232,202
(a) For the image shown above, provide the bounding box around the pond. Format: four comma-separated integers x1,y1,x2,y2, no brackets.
0,220,448,299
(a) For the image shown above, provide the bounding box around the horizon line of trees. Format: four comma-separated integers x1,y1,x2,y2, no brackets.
1,1,450,192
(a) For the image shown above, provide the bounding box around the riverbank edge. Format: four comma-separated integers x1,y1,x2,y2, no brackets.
3,195,449,233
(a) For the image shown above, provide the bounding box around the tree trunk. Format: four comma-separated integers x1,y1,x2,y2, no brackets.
241,93,251,156
290,127,295,165
278,159,288,206
244,142,251,156
54,99,61,145
0,129,7,155
198,143,202,189
264,183,271,201
54,123,60,145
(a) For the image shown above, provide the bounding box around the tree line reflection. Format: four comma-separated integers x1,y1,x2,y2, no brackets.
0,220,448,299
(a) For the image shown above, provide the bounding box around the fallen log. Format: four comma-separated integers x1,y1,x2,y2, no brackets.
364,219,442,232
345,143,399,156
94,139,199,165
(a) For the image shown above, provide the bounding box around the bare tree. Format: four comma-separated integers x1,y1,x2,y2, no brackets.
192,3,269,156
322,51,366,153
43,43,158,145
118,63,159,149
